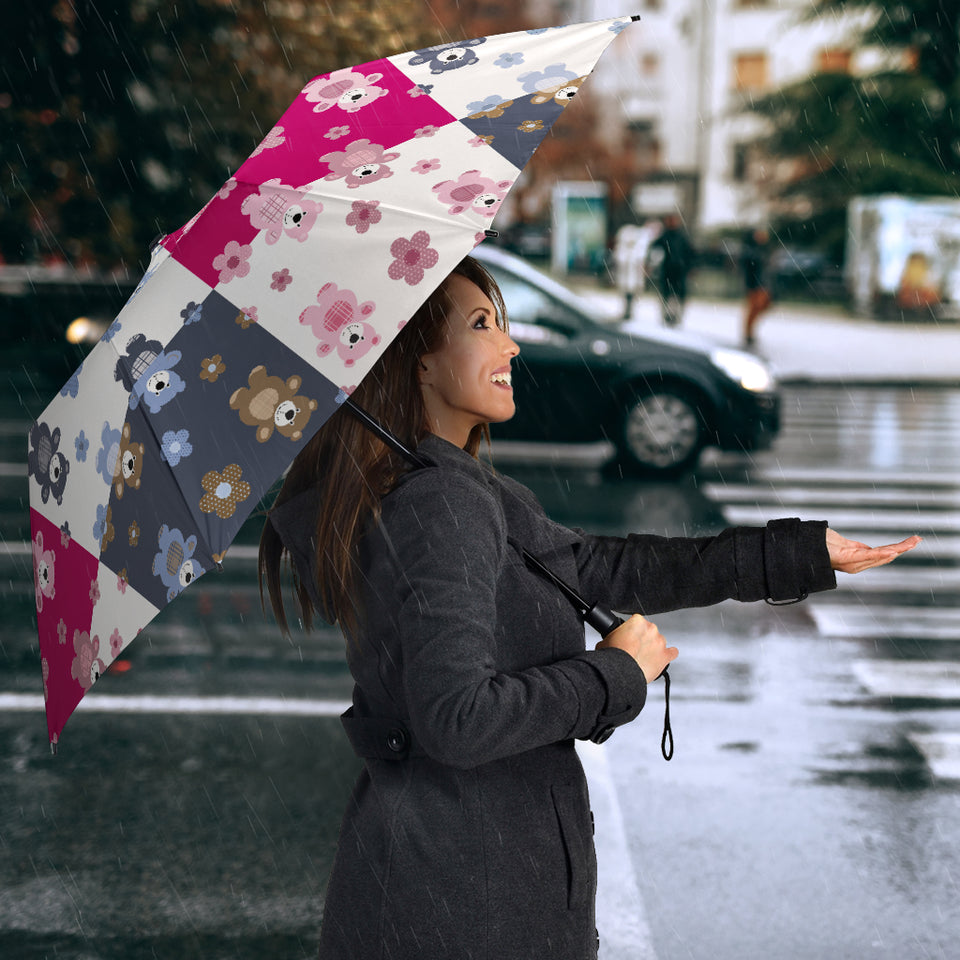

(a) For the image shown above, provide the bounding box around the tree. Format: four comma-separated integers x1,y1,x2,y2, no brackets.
745,0,960,256
0,0,439,269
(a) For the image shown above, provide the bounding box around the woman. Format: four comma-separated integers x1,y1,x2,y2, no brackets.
260,256,918,960
741,227,772,347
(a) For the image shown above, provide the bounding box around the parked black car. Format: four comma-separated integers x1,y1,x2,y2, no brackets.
474,245,780,475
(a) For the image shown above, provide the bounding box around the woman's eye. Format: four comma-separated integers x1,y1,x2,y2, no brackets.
473,317,490,330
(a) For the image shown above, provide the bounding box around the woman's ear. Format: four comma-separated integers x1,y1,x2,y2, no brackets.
417,353,435,387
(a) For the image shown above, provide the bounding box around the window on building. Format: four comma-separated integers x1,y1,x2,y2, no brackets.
733,52,768,92
817,47,852,74
643,0,661,9
641,52,660,77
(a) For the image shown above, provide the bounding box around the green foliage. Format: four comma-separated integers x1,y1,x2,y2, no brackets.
747,0,960,255
0,0,440,268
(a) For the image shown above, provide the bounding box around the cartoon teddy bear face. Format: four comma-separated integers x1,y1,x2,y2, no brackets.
529,76,584,106
115,423,144,499
152,525,205,602
303,68,388,114
32,530,56,612
28,421,70,506
131,349,186,415
432,171,513,218
320,139,400,189
408,38,486,74
241,180,324,245
230,366,320,443
300,283,380,366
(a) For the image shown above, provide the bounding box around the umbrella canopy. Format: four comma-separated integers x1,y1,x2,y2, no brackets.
27,16,637,747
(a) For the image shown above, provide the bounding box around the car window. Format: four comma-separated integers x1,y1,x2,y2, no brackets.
488,267,583,337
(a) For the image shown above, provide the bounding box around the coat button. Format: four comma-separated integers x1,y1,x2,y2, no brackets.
386,727,408,753
591,725,615,744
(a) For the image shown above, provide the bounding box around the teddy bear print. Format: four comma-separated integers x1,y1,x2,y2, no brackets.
152,525,205,602
320,139,400,189
230,366,320,442
517,65,583,106
432,171,513,218
302,67,389,114
407,38,486,74
241,179,324,244
32,530,56,613
114,423,144,499
115,334,187,414
28,420,70,506
299,283,381,367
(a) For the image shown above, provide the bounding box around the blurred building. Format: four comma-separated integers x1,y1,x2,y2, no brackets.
575,0,873,235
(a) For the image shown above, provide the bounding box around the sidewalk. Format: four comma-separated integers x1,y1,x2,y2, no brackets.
570,284,960,385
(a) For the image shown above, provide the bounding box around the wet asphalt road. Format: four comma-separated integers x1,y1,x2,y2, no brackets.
2,358,959,958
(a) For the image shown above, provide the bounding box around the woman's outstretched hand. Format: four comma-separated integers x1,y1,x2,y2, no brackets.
826,529,921,574
596,613,678,683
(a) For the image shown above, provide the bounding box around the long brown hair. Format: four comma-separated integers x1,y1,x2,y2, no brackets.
259,255,507,638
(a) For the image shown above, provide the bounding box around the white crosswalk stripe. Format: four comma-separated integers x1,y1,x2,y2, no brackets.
705,386,960,779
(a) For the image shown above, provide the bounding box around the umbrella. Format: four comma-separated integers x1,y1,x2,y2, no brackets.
27,15,638,749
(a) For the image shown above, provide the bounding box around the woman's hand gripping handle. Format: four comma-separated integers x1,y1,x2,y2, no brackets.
593,612,678,760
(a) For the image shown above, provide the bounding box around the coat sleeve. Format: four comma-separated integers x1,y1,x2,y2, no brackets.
378,471,647,769
572,518,836,616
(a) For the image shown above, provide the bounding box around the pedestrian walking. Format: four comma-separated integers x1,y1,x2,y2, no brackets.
260,256,920,960
649,213,695,327
613,223,654,319
742,226,773,346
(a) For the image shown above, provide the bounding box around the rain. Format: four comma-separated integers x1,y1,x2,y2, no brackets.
2,1,959,959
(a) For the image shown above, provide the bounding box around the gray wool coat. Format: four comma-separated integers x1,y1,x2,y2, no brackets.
271,434,836,960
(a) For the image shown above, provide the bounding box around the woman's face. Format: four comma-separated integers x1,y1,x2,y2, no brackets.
419,274,520,447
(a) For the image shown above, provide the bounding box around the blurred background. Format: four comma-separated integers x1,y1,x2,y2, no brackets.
2,2,959,959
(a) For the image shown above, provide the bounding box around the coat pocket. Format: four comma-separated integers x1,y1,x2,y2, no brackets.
551,783,596,910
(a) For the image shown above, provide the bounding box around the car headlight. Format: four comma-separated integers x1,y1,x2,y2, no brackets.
710,348,776,392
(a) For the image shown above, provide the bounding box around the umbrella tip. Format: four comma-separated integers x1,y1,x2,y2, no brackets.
484,229,499,239
631,14,641,21
50,740,58,756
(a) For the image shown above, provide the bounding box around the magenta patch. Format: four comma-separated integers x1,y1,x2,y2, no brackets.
166,182,260,289
30,509,101,744
236,58,455,189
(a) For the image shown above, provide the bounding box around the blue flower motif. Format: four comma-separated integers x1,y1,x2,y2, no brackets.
60,364,82,398
103,319,122,342
180,301,203,325
467,94,508,115
74,430,89,462
609,20,630,35
494,52,524,69
526,28,549,35
160,429,193,467
93,503,109,543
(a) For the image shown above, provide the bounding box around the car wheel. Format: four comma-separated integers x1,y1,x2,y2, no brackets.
617,387,705,475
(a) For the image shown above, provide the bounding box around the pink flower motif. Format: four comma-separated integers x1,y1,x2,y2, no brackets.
57,618,67,645
388,231,439,286
217,178,238,200
212,240,253,284
325,125,351,140
250,125,286,157
270,268,293,292
468,135,490,148
408,85,426,98
89,578,100,604
411,158,441,175
474,231,487,246
109,628,124,658
414,125,438,138
345,200,382,234
70,630,105,691
117,572,127,594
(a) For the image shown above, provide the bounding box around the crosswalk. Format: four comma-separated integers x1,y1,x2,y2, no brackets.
702,385,960,781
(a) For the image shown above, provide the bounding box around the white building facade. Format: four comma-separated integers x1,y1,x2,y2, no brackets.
577,0,869,235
